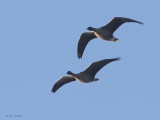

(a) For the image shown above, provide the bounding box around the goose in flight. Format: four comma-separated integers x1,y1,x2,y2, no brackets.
51,57,120,93
77,17,143,58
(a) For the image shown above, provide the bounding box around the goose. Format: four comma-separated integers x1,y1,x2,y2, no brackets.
51,57,120,93
77,17,143,58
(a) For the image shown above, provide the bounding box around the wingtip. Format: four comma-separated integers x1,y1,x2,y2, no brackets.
51,89,56,93
78,54,82,59
139,22,144,25
116,57,121,60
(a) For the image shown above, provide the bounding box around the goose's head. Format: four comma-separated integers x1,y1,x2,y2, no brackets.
66,71,74,75
87,27,96,31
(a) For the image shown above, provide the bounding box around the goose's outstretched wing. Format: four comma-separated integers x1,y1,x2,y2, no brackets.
83,57,120,78
51,76,76,93
103,17,143,34
77,32,97,59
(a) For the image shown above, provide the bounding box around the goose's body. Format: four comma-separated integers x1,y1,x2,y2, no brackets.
69,72,95,83
93,28,115,41
51,57,120,93
77,17,143,58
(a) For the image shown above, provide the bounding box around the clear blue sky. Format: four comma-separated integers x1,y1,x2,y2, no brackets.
0,0,160,120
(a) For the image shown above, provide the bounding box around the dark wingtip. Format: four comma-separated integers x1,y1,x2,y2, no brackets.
78,53,82,59
138,21,144,25
116,57,121,60
109,57,121,63
51,86,57,93
110,57,120,62
132,19,144,25
120,17,144,25
51,89,56,93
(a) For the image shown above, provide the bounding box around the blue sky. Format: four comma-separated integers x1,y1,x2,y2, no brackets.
0,0,160,120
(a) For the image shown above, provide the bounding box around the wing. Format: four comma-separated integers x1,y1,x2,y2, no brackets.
77,32,97,59
51,76,76,93
83,57,120,78
103,17,143,34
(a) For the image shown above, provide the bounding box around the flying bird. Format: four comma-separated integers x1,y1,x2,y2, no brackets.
77,17,143,58
51,57,120,93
